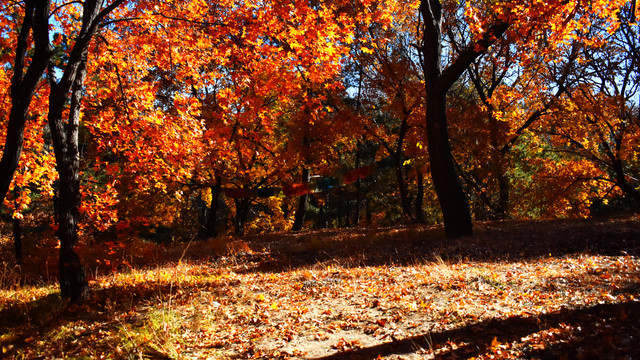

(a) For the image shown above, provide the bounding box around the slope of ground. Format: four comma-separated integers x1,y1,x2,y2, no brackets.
1,216,639,359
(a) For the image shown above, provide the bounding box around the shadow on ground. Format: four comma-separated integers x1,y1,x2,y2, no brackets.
311,300,640,360
241,216,640,272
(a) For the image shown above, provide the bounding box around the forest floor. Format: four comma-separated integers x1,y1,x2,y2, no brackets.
1,215,640,359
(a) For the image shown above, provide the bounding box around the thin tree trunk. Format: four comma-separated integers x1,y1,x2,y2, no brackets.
204,178,222,238
234,197,250,236
365,198,372,224
344,199,351,227
496,172,510,218
415,170,426,223
489,110,510,219
13,216,22,266
0,1,51,207
354,144,362,226
291,168,310,231
394,156,414,221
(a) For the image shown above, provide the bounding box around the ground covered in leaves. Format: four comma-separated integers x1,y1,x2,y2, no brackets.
1,216,640,359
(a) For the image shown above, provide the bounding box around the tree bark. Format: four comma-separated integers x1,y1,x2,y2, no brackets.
612,157,640,201
415,170,426,223
291,168,310,231
49,52,88,304
204,178,222,238
420,0,472,237
425,93,473,237
13,216,22,265
234,197,250,236
394,115,415,221
354,144,362,226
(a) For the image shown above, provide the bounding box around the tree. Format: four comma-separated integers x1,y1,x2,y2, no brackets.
416,0,626,236
417,0,509,237
0,0,51,205
0,1,52,261
47,0,126,304
448,37,582,219
537,3,639,210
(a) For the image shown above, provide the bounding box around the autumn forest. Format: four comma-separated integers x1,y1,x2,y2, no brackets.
1,0,639,358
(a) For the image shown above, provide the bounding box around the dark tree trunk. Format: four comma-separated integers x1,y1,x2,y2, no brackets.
316,203,327,229
419,0,509,237
46,0,125,304
415,170,426,223
234,197,250,236
0,0,52,207
353,179,362,226
11,187,23,264
354,146,362,226
421,0,472,237
204,178,222,238
13,215,22,265
490,111,509,219
344,199,351,227
496,172,510,218
354,181,362,226
425,94,473,237
394,156,414,221
291,168,310,231
613,159,640,201
392,114,413,220
49,52,88,303
59,248,86,304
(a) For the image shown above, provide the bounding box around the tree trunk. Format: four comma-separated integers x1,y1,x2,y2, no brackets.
46,0,125,304
234,197,250,236
415,170,426,223
425,94,473,237
419,0,509,237
291,168,310,231
13,215,22,265
344,199,351,227
489,109,510,219
0,0,52,207
354,145,362,226
496,172,510,218
421,0,473,237
613,159,640,201
394,156,414,221
316,202,327,229
204,178,222,238
49,51,88,304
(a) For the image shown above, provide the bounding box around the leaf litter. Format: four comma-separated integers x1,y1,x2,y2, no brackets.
1,216,639,359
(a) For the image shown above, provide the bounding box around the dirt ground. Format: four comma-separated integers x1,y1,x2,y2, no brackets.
1,215,639,359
